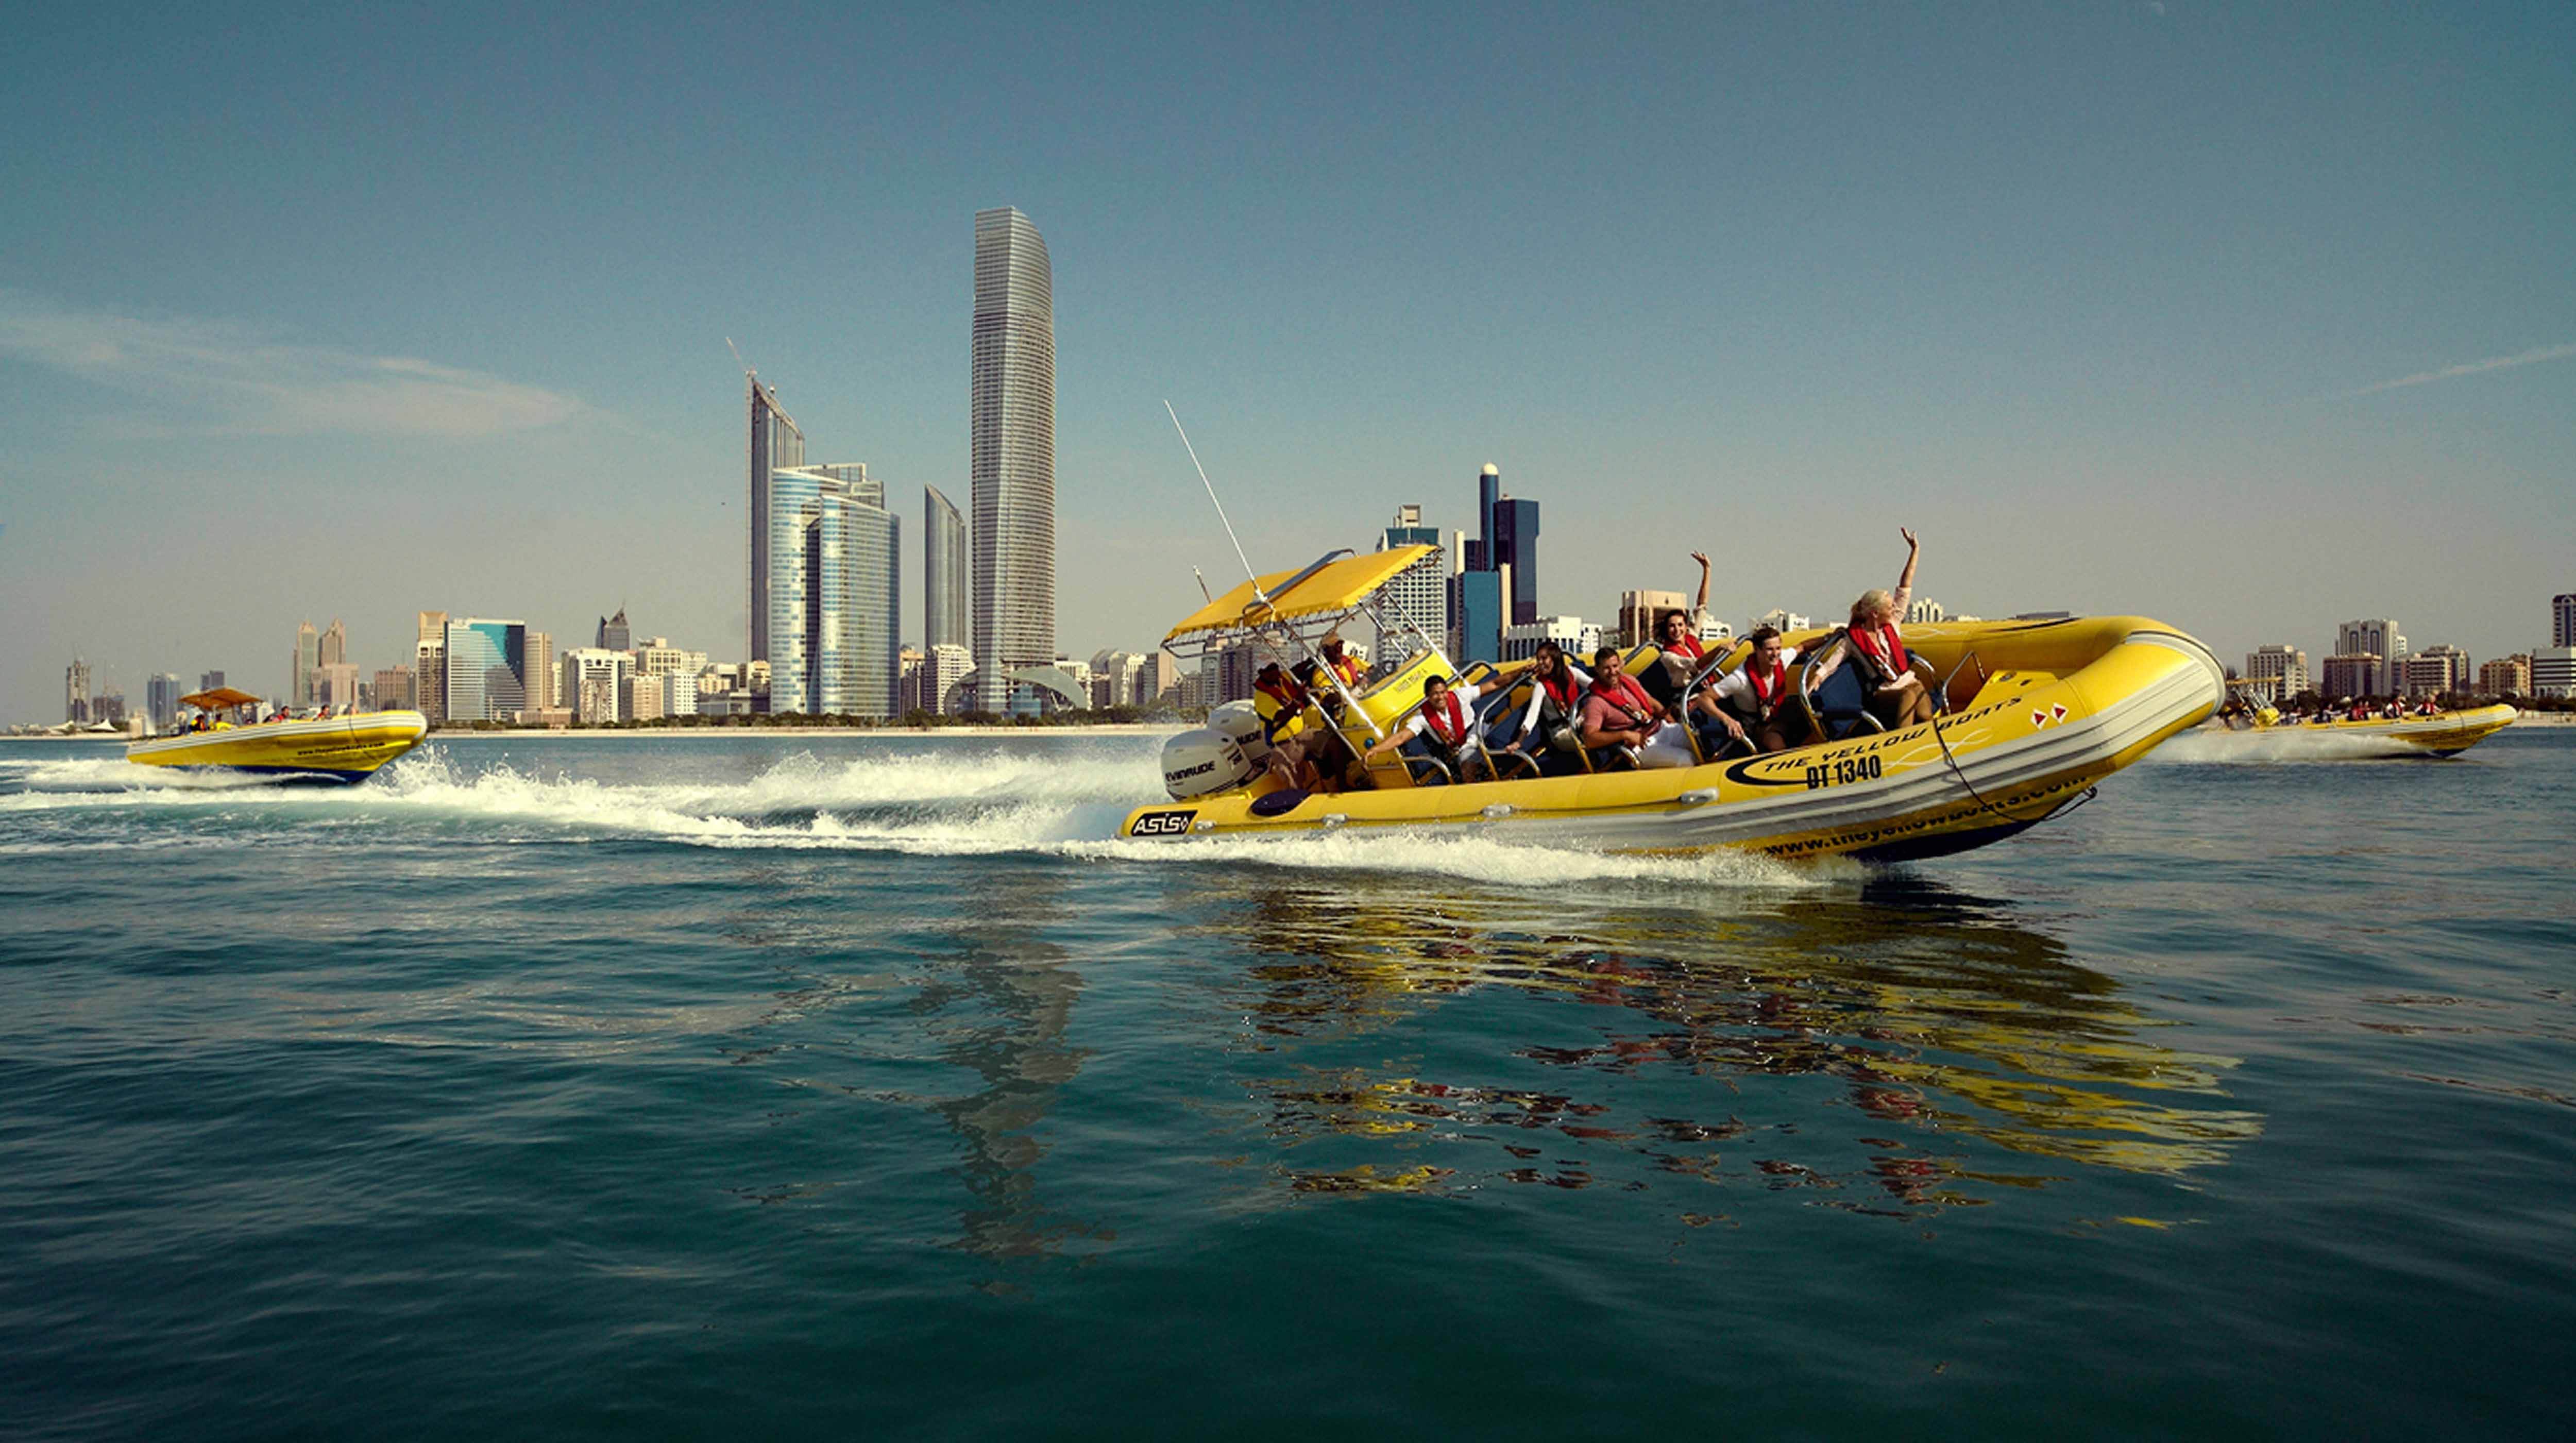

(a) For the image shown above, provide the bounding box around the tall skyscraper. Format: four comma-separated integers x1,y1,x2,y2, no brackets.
1379,504,1447,657
198,669,225,693
318,619,347,669
597,608,631,652
64,657,91,722
2554,593,2575,648
1493,495,1541,626
416,611,449,725
523,631,555,711
442,618,527,722
971,206,1056,715
925,484,969,651
748,374,807,669
147,674,181,731
293,620,318,706
1453,462,1541,648
768,463,902,717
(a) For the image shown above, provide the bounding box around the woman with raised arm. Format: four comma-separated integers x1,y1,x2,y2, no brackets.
1838,527,1938,728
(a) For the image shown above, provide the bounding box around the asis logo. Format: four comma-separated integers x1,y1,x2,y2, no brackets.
2029,703,2070,728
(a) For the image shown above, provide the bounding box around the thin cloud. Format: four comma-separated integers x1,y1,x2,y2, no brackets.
0,291,584,439
2342,342,2576,399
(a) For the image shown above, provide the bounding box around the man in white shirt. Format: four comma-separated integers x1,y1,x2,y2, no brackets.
1707,625,1809,753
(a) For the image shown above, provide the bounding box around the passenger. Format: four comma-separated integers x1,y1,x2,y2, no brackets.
1316,631,1366,692
1252,661,1320,790
1836,526,1938,728
1707,625,1808,753
1499,641,1592,777
1362,674,1495,784
1291,658,1361,792
1581,646,1696,769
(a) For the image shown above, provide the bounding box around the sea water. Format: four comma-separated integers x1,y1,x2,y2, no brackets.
3,728,2570,1438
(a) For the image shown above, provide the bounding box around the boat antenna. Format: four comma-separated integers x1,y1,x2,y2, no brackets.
1191,566,1214,605
1165,400,1267,605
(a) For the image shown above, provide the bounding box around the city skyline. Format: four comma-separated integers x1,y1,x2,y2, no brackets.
3,6,2572,720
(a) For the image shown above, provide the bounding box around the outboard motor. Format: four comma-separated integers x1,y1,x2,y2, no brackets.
1161,726,1256,800
1208,700,1273,770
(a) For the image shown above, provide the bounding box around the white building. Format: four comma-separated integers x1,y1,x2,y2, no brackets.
1750,609,1811,635
1903,597,1947,625
921,644,973,716
2532,646,2576,700
2401,645,2471,697
2245,643,2309,699
1378,505,1448,659
560,648,632,725
1501,615,1599,663
2336,619,2405,696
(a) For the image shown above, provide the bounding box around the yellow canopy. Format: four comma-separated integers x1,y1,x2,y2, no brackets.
180,687,262,709
1166,546,1438,641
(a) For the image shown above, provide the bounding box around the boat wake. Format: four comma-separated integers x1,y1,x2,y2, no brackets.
0,746,1843,891
2149,728,2421,764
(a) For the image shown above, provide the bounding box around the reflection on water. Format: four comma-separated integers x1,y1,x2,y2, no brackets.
1205,867,2261,1209
920,866,1100,1262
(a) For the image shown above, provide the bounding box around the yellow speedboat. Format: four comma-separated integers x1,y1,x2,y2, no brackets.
126,688,429,782
1121,548,2223,861
2211,692,2516,758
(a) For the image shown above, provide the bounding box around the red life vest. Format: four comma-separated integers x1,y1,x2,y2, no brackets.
1591,673,1660,733
1421,690,1469,746
1537,666,1583,714
1848,621,1909,677
1666,633,1705,663
1324,652,1364,688
1744,657,1787,717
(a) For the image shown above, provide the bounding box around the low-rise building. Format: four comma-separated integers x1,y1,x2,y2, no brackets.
1502,616,1600,663
2401,645,2471,697
2320,652,2382,699
2532,646,2576,700
2478,654,2531,697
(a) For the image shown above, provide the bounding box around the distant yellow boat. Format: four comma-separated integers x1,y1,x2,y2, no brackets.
2214,701,2517,758
126,688,429,782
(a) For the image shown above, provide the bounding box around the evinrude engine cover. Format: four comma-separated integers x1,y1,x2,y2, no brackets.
1161,727,1254,800
1208,700,1273,768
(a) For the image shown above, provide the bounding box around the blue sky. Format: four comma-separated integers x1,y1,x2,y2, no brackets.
4,2,2570,717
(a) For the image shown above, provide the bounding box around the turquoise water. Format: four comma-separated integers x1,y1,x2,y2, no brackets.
4,728,2571,1438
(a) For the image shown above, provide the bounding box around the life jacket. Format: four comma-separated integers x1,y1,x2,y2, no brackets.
1590,672,1662,736
1665,633,1705,663
1323,652,1365,689
1254,677,1310,739
1741,656,1788,720
1421,690,1470,747
1536,666,1583,719
1847,620,1909,680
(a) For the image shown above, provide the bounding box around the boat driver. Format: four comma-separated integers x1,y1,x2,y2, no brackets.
1317,631,1366,693
1362,673,1494,784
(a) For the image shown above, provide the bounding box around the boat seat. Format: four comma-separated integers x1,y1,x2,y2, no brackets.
1806,642,1885,742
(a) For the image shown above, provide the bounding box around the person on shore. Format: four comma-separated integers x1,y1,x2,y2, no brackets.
1500,641,1592,777
1362,674,1494,784
1827,526,1938,728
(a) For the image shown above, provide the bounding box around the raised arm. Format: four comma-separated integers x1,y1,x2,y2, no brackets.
1893,528,1920,610
1690,551,1710,615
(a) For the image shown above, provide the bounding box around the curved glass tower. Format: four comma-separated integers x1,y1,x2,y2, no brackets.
971,207,1055,714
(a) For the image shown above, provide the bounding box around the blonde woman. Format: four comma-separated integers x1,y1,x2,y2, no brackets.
1841,527,1938,727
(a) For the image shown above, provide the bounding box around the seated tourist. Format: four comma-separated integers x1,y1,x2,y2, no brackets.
1498,641,1593,777
1316,631,1366,693
1708,625,1808,753
1581,647,1697,769
1362,674,1495,784
1252,662,1320,790
1832,527,1938,728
